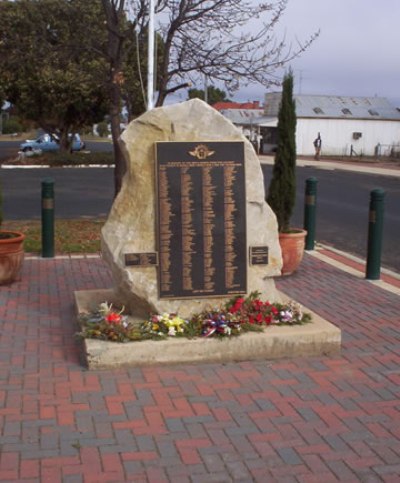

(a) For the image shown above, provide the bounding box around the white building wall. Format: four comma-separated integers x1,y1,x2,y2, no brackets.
296,118,400,156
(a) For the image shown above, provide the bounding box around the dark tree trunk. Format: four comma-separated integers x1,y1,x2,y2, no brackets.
58,129,70,152
110,84,126,196
101,0,127,197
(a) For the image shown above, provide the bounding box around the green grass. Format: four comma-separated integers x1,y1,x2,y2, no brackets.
43,151,114,166
2,219,105,254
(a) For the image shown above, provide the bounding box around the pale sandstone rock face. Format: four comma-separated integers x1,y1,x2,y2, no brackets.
101,99,282,318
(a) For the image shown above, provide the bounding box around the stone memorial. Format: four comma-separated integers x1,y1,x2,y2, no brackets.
101,98,282,318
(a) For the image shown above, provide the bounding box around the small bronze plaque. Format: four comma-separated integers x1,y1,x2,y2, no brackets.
125,252,158,267
249,246,269,266
369,210,376,223
42,199,54,210
306,195,315,206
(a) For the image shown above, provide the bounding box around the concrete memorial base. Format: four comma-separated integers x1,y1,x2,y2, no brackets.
74,289,341,370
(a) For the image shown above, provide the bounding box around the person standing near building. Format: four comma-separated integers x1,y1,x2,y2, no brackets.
313,132,322,160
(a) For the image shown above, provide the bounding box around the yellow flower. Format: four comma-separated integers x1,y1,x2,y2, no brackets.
171,316,184,326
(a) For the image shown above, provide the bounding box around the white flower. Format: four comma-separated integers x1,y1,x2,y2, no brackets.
280,310,293,322
99,302,112,315
288,302,303,321
168,326,176,336
99,302,125,316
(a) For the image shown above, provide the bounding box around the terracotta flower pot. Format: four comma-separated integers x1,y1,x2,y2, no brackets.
278,229,307,276
0,231,25,285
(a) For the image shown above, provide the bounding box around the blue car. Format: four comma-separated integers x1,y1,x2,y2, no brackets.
20,133,85,153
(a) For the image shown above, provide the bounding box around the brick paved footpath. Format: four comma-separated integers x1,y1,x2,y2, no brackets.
0,254,399,482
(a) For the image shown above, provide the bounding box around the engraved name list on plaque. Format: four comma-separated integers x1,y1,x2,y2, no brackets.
156,142,247,299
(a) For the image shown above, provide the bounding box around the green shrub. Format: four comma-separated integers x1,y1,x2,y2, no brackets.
44,151,114,166
97,121,109,138
3,117,23,134
267,70,297,232
81,125,94,135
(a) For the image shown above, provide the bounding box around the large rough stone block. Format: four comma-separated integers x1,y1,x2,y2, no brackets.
101,99,282,318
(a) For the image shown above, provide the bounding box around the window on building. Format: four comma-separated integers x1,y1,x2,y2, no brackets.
368,109,379,116
313,107,324,114
342,108,352,115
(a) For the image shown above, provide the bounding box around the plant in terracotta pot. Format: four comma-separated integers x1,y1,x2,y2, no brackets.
266,70,306,275
0,180,25,284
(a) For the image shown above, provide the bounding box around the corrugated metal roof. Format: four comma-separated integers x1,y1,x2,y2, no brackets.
219,108,264,124
264,93,400,121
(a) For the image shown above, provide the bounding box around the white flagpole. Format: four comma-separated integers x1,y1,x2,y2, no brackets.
147,0,155,110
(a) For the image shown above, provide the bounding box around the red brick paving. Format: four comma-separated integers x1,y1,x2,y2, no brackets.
0,254,399,481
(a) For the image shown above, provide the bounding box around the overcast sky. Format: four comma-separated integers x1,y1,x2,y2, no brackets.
234,0,400,106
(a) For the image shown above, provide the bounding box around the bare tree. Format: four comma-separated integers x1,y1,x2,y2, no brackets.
101,0,132,195
101,0,318,194
154,0,319,105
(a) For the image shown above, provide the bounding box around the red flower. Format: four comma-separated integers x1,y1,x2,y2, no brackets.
229,297,245,314
252,299,263,310
236,297,245,307
256,313,263,324
229,305,238,314
271,306,279,316
264,315,272,325
106,312,122,324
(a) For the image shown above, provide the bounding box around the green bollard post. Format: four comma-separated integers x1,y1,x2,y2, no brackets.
304,177,318,250
366,188,385,280
41,178,55,258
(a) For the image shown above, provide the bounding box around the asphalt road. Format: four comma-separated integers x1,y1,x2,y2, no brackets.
1,161,399,273
2,167,114,219
262,165,400,273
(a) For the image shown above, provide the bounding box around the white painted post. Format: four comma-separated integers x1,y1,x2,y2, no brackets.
147,0,155,110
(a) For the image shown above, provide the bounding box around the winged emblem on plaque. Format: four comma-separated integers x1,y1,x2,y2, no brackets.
188,144,215,160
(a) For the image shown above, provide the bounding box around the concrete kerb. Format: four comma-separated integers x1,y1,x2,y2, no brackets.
309,244,400,296
74,288,341,370
259,155,400,178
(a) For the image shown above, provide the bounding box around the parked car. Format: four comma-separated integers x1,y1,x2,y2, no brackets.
20,133,85,152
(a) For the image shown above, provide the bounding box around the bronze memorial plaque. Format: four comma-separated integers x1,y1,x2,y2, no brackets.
156,141,247,299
